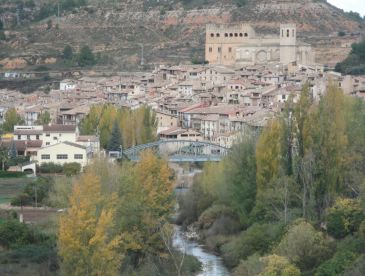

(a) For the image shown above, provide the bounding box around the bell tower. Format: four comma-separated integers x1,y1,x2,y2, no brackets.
280,24,297,64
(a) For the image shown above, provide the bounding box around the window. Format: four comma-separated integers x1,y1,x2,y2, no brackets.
218,47,221,53
228,47,232,53
57,154,68,160
36,135,39,140
225,33,228,37
74,154,83,160
18,135,21,140
27,135,30,140
229,33,233,37
41,154,50,160
234,33,238,37
216,33,220,37
53,137,58,140
292,29,295,36
209,47,212,53
239,33,243,37
46,142,50,146
282,94,286,100
282,30,284,37
287,29,290,37
210,33,214,37
46,133,50,137
244,33,248,37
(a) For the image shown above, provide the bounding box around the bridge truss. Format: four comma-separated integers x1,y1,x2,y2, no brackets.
123,140,230,162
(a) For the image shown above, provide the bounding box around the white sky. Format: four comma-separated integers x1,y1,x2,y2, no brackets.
327,0,365,16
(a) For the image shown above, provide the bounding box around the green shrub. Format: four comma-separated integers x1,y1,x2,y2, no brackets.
0,220,42,249
221,223,285,268
63,162,81,176
326,198,364,239
38,162,63,174
276,220,333,272
315,250,358,276
0,171,26,178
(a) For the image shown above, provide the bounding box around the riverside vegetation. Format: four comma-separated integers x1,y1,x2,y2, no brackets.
177,83,365,275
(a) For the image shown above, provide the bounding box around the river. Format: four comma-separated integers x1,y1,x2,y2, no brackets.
173,226,230,276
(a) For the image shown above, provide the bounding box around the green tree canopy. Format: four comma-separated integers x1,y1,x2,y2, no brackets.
35,111,51,125
107,120,122,152
76,45,96,67
62,45,73,60
2,108,24,132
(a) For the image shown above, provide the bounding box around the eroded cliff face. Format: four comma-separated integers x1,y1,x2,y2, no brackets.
0,0,363,69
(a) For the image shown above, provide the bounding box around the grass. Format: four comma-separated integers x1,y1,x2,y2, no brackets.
0,178,33,204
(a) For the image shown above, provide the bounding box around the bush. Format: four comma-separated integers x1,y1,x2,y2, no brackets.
276,220,333,272
63,162,81,176
0,220,42,249
11,177,53,207
38,162,63,174
326,198,364,239
315,250,358,276
221,223,285,268
0,171,26,178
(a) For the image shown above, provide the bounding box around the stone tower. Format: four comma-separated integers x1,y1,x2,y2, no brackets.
280,24,297,64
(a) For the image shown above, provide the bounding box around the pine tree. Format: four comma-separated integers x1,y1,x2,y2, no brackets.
107,120,122,152
9,140,17,159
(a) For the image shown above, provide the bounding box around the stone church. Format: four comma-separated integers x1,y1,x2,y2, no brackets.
205,23,314,66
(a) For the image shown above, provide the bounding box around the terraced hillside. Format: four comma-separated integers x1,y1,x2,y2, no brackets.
0,0,364,70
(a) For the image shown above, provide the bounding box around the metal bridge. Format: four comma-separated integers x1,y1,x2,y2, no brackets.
122,140,230,162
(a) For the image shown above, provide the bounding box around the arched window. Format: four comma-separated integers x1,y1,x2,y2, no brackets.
282,30,284,37
287,29,290,37
239,33,243,37
210,33,214,37
216,33,220,37
234,33,238,37
292,29,295,36
229,33,233,37
225,33,228,37
244,33,248,37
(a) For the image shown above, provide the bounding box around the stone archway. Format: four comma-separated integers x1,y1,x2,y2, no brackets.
256,50,267,64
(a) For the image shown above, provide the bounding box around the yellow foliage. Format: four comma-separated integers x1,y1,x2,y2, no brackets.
58,172,122,276
259,254,300,276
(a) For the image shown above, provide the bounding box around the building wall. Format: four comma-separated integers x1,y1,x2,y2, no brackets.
43,132,76,146
37,143,88,167
206,23,314,66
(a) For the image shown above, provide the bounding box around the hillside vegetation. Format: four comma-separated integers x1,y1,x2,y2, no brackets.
177,84,365,275
0,0,364,69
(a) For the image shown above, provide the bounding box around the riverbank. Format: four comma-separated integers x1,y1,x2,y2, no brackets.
173,226,230,276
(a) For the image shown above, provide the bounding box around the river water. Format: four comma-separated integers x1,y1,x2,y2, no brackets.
173,226,230,276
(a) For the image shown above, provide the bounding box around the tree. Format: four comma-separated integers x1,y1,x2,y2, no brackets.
276,220,332,272
118,150,174,263
62,45,73,60
259,255,300,276
326,198,364,239
9,140,17,159
2,108,24,132
58,172,122,276
107,120,122,152
0,144,9,171
76,45,96,67
35,111,51,125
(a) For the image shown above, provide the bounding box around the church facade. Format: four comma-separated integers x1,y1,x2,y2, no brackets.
205,23,314,66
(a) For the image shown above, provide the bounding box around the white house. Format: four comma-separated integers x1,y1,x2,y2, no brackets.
42,124,77,146
59,79,77,91
37,141,91,167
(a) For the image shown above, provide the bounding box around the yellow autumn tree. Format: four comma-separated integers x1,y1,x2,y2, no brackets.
119,150,174,261
58,172,122,276
256,119,285,195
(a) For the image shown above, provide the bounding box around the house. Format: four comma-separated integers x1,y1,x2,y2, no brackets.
43,124,77,146
37,141,91,167
159,127,202,141
60,79,77,91
156,111,179,133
